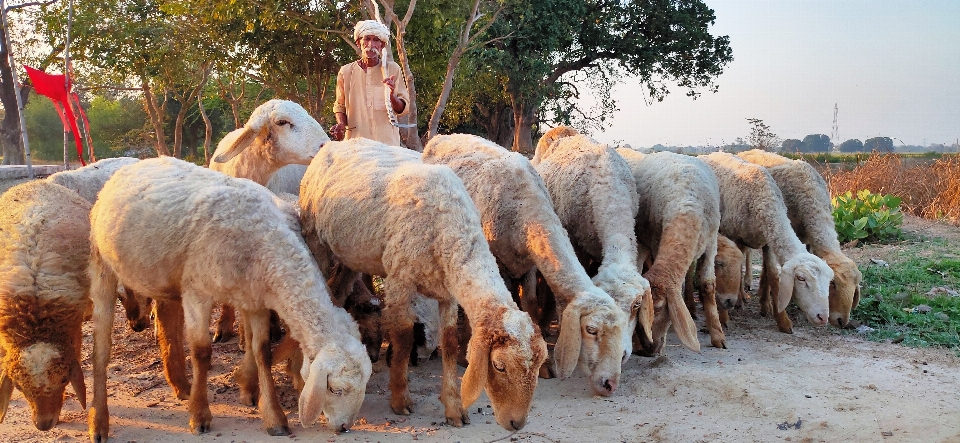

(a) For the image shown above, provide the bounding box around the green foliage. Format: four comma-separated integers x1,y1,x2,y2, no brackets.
855,252,960,353
832,190,904,243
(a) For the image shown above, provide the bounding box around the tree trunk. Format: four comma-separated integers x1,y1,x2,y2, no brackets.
476,101,513,148
372,0,423,151
0,23,24,164
141,77,170,157
510,92,536,155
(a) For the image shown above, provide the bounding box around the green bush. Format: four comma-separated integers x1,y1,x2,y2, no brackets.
832,190,903,243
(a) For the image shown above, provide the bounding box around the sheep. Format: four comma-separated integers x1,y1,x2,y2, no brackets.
46,157,140,204
737,149,863,328
532,127,698,357
423,133,628,396
209,99,330,343
266,164,308,195
85,157,371,441
616,149,725,352
712,235,745,327
299,137,547,431
698,152,833,332
0,181,90,431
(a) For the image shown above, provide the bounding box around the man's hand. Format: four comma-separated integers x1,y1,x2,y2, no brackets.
330,123,346,141
383,75,397,94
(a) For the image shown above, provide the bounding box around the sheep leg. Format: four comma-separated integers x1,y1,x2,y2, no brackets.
154,299,191,400
244,308,291,436
740,245,752,300
273,336,305,392
88,262,119,443
383,277,415,415
456,306,471,368
438,299,470,426
213,304,237,343
696,256,726,349
718,309,730,328
684,265,697,320
236,315,259,407
182,294,215,434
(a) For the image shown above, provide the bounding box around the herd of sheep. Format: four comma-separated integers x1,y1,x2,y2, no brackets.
0,99,862,442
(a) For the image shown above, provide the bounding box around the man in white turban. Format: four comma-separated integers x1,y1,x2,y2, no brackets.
330,19,410,146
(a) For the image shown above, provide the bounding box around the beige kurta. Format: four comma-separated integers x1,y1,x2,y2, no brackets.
333,60,410,146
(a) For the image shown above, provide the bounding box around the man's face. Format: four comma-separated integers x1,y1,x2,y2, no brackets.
359,35,385,59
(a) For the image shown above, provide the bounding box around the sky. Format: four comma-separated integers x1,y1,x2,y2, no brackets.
587,0,960,149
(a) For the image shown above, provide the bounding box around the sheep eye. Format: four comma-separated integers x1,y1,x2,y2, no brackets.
493,361,506,372
585,325,598,335
61,376,69,385
276,119,291,127
328,386,344,396
796,275,806,282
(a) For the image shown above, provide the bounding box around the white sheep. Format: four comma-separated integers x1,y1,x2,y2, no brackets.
712,234,746,327
616,149,726,352
266,164,308,195
46,157,140,204
299,138,547,431
533,127,698,356
209,99,330,343
0,181,90,431
86,157,371,441
737,149,863,328
699,152,833,332
424,133,628,396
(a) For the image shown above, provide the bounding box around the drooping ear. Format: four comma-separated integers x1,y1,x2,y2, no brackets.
460,332,490,409
0,370,12,422
554,302,582,379
667,288,700,353
777,265,796,313
298,355,329,428
213,125,267,163
636,291,654,341
852,285,861,309
70,359,86,410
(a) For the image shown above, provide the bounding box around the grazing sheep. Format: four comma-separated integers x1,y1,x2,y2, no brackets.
532,127,697,356
0,181,90,431
712,235,745,327
617,149,725,352
300,138,547,431
46,157,140,204
424,134,627,396
209,99,330,343
699,152,833,332
86,157,370,441
737,149,863,328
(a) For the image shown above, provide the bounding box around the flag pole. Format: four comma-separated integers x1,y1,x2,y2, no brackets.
62,0,73,169
0,0,34,178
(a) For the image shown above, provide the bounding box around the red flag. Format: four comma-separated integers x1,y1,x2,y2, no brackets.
24,65,86,166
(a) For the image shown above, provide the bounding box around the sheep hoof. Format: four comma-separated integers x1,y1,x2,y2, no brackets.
190,418,212,435
265,425,291,436
711,337,727,349
239,391,258,407
212,329,235,343
391,405,413,415
446,415,468,427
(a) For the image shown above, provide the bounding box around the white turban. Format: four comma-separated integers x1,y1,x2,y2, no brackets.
353,20,390,44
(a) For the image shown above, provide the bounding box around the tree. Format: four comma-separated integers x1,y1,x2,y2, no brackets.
481,0,733,153
746,118,781,151
801,133,830,153
838,138,863,153
781,139,802,152
864,136,893,152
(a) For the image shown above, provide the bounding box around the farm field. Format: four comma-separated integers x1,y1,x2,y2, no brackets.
2,214,959,443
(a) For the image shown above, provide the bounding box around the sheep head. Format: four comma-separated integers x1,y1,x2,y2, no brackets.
298,340,372,433
554,293,626,396
214,99,330,166
117,287,151,332
777,252,833,326
590,263,654,361
461,308,546,431
824,252,862,328
0,342,85,431
714,235,745,311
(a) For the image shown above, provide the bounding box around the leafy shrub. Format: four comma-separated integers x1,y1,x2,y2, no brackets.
832,190,903,243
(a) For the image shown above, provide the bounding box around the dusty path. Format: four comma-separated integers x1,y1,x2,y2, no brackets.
2,216,959,443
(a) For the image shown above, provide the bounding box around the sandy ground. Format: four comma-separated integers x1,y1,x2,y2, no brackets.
2,194,959,443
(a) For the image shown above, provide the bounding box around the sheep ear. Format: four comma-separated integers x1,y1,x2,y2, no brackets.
554,303,582,379
667,288,700,353
460,333,489,409
636,290,654,341
852,285,861,309
70,359,86,410
777,266,795,313
0,370,12,423
213,126,267,163
298,355,329,428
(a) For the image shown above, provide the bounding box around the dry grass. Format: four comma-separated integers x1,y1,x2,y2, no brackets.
823,152,960,224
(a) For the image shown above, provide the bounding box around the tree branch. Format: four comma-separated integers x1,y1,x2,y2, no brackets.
4,0,55,13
